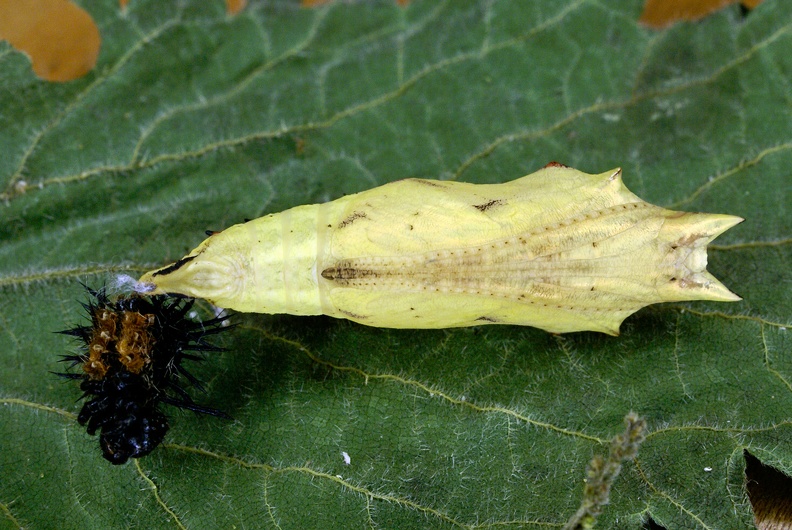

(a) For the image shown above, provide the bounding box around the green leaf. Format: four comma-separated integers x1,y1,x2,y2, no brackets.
1,0,790,528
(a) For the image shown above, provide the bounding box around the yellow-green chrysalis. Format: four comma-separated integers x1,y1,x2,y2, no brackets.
138,165,742,335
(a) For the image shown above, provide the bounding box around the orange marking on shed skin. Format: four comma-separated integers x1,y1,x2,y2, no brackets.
85,309,117,379
116,312,156,374
83,308,157,378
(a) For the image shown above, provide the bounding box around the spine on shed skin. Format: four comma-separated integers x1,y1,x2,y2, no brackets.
138,167,742,334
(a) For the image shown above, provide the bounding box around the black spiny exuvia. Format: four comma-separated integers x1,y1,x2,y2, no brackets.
57,286,231,464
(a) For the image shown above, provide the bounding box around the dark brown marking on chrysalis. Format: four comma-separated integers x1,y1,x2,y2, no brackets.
152,254,197,277
411,179,447,188
473,199,505,212
675,233,705,247
543,161,570,169
475,316,500,323
338,211,368,229
338,309,368,320
321,266,379,282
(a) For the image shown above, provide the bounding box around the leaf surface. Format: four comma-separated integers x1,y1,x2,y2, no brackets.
1,1,790,528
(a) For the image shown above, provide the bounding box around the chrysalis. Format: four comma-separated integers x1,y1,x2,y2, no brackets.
138,165,741,335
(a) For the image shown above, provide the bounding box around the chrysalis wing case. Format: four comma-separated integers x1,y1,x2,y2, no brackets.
138,166,742,335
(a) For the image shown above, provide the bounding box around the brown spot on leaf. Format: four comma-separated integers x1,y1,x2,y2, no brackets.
225,0,246,15
639,0,762,29
294,136,306,156
0,0,101,82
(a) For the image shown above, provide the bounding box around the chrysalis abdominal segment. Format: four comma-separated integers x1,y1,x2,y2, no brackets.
58,287,230,464
139,166,742,335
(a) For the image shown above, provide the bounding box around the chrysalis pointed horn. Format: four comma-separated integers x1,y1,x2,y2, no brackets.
655,212,743,303
139,166,743,334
